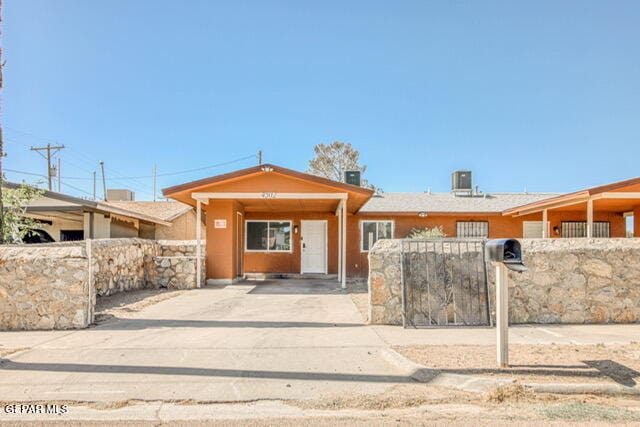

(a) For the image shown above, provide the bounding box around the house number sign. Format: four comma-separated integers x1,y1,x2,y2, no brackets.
261,192,277,199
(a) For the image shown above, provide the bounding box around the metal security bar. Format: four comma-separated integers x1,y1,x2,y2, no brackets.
401,239,490,328
456,221,489,238
561,221,610,238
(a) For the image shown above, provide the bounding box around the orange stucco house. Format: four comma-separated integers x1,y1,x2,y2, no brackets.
163,164,640,285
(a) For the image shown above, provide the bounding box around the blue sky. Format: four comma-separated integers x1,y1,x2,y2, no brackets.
3,0,640,200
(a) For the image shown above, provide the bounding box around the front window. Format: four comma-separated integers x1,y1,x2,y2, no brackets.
361,221,393,251
246,221,292,252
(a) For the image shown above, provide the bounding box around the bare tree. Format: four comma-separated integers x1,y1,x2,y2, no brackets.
307,141,380,192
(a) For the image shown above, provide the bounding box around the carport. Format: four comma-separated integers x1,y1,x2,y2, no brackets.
503,177,640,238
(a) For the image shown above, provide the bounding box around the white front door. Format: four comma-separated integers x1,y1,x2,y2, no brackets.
301,220,327,274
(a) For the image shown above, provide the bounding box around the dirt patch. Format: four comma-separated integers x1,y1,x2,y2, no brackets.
350,293,369,323
294,384,476,411
94,289,184,324
395,343,640,386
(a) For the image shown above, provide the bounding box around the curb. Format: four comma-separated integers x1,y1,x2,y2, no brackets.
380,348,513,393
381,348,640,396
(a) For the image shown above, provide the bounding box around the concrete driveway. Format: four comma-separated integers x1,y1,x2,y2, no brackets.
2,279,640,405
0,280,411,402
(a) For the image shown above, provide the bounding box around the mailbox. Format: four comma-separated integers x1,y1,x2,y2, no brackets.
486,239,527,272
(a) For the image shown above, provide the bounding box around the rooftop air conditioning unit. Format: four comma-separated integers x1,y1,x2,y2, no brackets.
344,170,361,187
451,171,472,194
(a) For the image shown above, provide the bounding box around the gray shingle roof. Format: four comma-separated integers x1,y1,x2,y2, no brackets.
360,192,560,214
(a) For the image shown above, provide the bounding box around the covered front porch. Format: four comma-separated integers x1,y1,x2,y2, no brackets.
503,177,640,238
162,164,374,288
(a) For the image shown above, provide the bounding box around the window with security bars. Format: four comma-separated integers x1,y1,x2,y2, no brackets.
561,221,610,238
456,221,489,238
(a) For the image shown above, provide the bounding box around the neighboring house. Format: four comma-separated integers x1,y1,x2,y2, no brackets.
161,163,640,283
104,201,205,240
2,182,199,241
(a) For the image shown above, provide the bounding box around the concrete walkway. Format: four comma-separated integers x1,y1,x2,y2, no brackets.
0,280,410,402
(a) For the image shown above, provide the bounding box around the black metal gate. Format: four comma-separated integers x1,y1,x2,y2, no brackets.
401,239,490,327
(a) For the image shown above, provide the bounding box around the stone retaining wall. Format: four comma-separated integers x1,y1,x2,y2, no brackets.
369,238,640,325
503,239,640,324
0,239,205,330
91,239,160,296
0,245,93,330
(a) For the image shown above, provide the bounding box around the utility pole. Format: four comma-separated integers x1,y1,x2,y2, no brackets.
92,171,97,200
57,157,61,192
30,143,65,190
99,161,107,201
258,150,263,165
152,164,157,202
0,0,6,244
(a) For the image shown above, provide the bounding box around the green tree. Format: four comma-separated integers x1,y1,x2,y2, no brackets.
407,226,446,239
307,141,381,192
1,183,44,243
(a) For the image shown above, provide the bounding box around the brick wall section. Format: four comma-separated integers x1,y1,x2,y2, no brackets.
0,245,92,330
369,238,640,325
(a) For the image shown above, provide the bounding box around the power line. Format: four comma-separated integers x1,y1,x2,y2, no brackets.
4,168,95,198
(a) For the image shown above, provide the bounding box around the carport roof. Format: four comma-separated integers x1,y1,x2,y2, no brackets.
503,176,640,216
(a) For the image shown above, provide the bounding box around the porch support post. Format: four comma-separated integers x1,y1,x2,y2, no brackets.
586,198,594,238
196,199,203,287
542,209,548,238
337,200,343,282
341,199,347,289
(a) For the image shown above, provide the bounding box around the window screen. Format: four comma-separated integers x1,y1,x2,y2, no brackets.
456,221,489,238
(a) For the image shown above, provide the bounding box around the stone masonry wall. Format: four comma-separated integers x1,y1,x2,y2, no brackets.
369,238,640,325
368,239,404,325
0,245,92,330
0,239,204,330
91,239,160,296
500,239,640,324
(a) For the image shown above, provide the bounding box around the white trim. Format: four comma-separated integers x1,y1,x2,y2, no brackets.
337,200,343,282
542,209,548,238
244,219,293,253
591,192,640,200
300,220,328,275
236,211,244,278
196,199,202,288
360,220,395,253
193,192,348,201
341,200,347,289
587,199,594,238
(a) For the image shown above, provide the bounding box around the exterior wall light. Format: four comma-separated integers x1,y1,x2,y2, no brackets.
261,166,274,172
294,225,299,234
553,226,560,235
418,212,428,217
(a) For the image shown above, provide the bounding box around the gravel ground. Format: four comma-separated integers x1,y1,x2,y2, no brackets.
395,343,640,385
